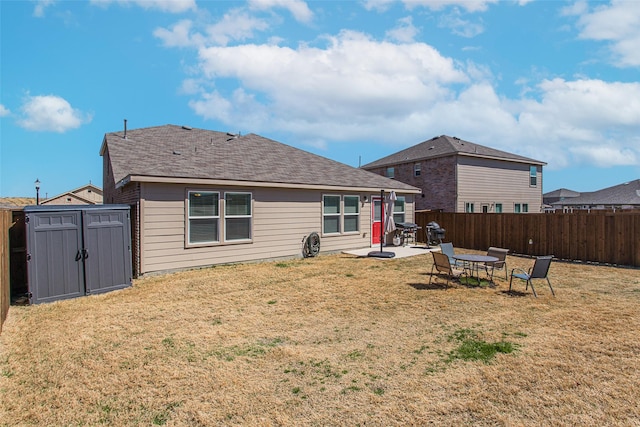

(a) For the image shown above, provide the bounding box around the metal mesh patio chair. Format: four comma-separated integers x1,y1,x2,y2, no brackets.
439,242,464,267
509,255,555,297
483,247,509,281
430,251,466,287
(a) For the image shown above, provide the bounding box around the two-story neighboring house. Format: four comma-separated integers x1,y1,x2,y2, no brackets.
362,135,546,213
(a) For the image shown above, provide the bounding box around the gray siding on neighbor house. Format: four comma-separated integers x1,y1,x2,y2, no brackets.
137,183,414,275
456,157,543,213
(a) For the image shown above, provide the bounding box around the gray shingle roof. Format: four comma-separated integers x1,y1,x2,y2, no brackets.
550,179,640,206
361,135,545,169
543,188,581,198
102,125,419,192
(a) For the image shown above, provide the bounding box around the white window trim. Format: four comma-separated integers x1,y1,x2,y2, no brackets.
393,196,406,223
343,195,360,234
224,191,253,243
186,190,220,246
322,194,342,235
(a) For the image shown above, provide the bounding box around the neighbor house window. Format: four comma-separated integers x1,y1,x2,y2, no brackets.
495,203,503,213
530,165,537,186
522,203,529,213
225,192,252,241
386,167,395,178
393,196,406,223
515,203,521,213
188,191,219,244
323,195,341,234
343,195,360,233
465,202,474,213
414,163,421,177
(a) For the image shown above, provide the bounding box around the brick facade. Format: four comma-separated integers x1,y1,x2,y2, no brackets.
367,156,457,211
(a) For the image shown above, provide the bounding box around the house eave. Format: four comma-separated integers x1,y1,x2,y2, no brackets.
117,175,422,194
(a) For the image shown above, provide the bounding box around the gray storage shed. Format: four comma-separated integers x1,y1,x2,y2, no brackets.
24,205,132,304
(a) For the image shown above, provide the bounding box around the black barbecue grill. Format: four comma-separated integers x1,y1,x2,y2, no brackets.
425,221,446,247
394,222,420,246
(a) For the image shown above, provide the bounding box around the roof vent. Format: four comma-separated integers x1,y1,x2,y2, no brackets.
182,125,192,130
431,136,438,140
429,146,435,150
123,119,127,139
226,131,241,141
453,136,460,140
173,150,181,155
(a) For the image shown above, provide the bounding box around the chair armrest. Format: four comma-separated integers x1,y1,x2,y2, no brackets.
510,267,528,276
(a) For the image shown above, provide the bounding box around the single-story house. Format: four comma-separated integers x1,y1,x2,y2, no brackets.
362,135,546,213
41,183,103,205
544,179,640,212
101,124,420,277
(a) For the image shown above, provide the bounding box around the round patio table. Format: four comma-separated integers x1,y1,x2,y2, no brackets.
453,254,499,284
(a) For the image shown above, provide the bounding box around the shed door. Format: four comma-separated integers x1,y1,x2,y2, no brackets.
83,209,132,295
27,211,84,304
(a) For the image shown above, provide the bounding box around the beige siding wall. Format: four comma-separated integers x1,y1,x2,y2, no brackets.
74,188,103,204
139,183,414,275
456,157,543,213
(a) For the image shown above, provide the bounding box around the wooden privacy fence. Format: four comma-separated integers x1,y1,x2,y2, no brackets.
416,210,640,267
1,209,12,334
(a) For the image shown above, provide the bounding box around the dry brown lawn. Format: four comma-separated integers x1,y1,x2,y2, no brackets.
1,250,639,426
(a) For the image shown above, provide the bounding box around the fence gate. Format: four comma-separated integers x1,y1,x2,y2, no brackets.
24,205,132,304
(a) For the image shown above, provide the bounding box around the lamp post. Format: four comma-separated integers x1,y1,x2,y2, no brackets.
35,178,40,205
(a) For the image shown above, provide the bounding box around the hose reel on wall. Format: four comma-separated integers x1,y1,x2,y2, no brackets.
302,232,320,258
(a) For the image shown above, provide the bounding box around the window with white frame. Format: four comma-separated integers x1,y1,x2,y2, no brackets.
465,202,474,213
522,203,529,213
414,163,421,177
393,196,406,223
343,195,360,233
386,167,395,178
188,191,219,244
530,165,537,186
323,195,341,234
495,203,503,213
514,203,521,213
225,192,252,241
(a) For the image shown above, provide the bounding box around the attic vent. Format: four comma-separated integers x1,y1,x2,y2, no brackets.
226,131,241,141
431,136,438,140
182,126,192,130
453,137,460,140
173,150,181,155
429,146,435,150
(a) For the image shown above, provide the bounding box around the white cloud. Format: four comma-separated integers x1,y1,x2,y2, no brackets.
248,0,313,23
401,0,498,13
191,30,468,139
33,0,56,17
0,105,10,117
90,0,196,13
17,95,92,133
573,0,640,67
154,10,269,48
386,16,420,43
438,8,485,37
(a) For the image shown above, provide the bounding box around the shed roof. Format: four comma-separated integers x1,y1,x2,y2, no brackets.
361,135,545,169
101,125,419,193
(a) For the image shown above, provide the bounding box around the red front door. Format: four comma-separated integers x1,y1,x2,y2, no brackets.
371,197,383,245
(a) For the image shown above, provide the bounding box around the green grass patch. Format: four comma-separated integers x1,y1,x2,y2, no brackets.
446,328,518,364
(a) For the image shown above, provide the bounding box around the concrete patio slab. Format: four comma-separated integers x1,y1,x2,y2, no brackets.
342,245,440,259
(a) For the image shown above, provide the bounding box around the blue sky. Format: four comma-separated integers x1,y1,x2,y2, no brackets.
1,0,639,198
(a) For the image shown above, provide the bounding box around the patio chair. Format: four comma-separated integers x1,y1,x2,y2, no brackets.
509,255,555,297
439,242,464,267
430,251,466,287
483,247,509,281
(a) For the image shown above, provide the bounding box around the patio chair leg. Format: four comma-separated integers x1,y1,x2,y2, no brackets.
546,278,555,296
528,280,538,297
